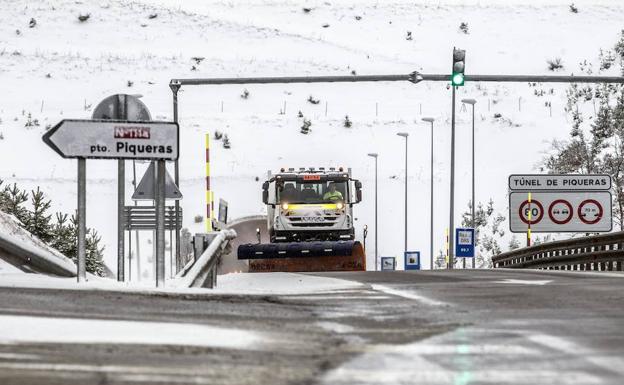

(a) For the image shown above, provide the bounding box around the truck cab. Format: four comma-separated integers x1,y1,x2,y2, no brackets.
262,167,362,242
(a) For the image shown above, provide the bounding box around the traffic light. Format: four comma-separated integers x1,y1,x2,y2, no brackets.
451,47,466,86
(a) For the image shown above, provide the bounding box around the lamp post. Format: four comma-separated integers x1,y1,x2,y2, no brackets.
396,133,409,263
461,98,477,269
367,153,379,271
421,117,435,270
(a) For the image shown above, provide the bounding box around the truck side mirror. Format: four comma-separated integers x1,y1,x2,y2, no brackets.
262,181,269,204
355,180,362,203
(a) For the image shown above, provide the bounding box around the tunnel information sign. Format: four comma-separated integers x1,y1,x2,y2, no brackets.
43,119,179,160
509,174,611,191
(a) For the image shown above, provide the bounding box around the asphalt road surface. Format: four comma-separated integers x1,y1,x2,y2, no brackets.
0,269,623,384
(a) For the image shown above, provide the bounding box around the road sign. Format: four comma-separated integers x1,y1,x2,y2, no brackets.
455,228,475,258
404,251,420,270
132,162,182,200
218,199,229,224
509,191,612,232
42,119,179,160
509,174,611,191
381,257,396,271
92,94,152,121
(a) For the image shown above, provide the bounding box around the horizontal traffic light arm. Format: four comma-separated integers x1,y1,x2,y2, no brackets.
171,72,423,86
170,73,624,88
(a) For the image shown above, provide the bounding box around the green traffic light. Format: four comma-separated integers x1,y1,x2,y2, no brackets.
451,73,465,86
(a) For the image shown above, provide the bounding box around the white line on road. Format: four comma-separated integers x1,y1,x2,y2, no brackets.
528,334,624,377
371,285,447,306
0,362,217,384
496,279,552,285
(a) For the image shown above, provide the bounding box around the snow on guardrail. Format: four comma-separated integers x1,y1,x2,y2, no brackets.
0,211,77,276
172,229,237,288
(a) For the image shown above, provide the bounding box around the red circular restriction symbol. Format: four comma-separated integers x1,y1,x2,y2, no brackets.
578,199,603,225
548,199,573,225
519,199,544,225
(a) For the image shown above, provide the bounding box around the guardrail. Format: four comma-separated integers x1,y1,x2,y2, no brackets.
0,212,76,276
493,231,624,271
173,229,237,288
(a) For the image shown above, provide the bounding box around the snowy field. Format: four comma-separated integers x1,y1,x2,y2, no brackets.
1,0,623,274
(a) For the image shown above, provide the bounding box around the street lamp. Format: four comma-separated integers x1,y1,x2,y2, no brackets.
396,133,409,263
367,153,379,271
421,117,435,270
461,98,477,269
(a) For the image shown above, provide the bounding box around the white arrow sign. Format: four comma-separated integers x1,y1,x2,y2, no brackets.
42,119,179,160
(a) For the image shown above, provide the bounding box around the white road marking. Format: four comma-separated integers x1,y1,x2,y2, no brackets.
322,328,611,385
496,279,552,285
371,284,447,306
0,362,215,383
0,352,40,360
292,295,392,300
316,322,355,334
529,334,624,376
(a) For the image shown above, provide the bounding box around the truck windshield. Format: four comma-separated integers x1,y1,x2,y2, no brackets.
278,181,348,204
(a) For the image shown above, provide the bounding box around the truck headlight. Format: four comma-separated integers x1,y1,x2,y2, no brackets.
336,202,344,210
281,203,289,210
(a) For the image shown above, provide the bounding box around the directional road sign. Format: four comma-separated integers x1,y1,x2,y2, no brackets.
509,191,612,233
455,228,475,258
43,119,179,160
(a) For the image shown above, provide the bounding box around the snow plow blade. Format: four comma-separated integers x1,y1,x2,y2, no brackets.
238,241,366,272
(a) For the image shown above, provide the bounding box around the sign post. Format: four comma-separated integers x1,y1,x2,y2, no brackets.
77,159,87,282
43,119,179,286
155,160,166,287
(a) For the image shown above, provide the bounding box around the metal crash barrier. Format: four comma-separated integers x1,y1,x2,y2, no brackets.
493,231,624,271
173,230,237,289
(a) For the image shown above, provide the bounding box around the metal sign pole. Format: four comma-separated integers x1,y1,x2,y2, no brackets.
77,158,87,282
117,94,127,282
118,159,125,281
132,160,141,281
170,82,181,274
155,160,166,287
448,86,456,270
471,104,476,269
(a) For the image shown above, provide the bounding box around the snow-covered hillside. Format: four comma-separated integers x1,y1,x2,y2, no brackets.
1,0,623,274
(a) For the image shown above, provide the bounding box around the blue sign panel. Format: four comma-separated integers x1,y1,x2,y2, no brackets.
404,251,420,270
455,228,475,258
380,257,396,271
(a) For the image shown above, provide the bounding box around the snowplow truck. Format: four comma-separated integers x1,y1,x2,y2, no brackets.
238,167,366,272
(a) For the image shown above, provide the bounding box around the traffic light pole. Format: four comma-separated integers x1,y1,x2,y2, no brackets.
449,86,456,269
